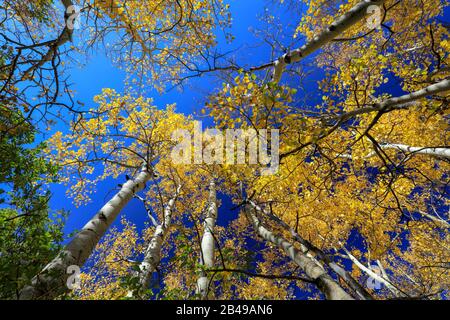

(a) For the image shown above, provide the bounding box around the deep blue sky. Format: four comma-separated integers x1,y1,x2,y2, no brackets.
47,0,310,237
44,0,449,271
26,0,448,300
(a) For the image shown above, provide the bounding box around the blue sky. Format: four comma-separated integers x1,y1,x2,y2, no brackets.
47,0,450,245
47,0,311,238
40,0,315,298
30,0,449,299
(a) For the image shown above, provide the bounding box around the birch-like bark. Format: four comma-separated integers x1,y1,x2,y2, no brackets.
262,207,372,300
367,144,450,159
19,168,152,300
339,78,450,120
245,201,353,300
196,180,218,299
341,143,450,162
134,185,182,295
373,78,450,111
342,247,406,298
418,210,450,227
281,78,450,160
272,0,386,83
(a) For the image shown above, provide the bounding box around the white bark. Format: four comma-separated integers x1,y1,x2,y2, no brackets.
367,144,450,159
272,0,386,83
374,79,450,111
284,78,450,160
342,247,406,298
341,143,450,161
418,210,450,227
333,78,450,123
262,208,372,299
133,185,182,295
246,201,353,300
376,260,390,283
19,168,152,300
196,180,218,299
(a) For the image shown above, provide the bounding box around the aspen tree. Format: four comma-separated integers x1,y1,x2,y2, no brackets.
19,167,152,299
131,184,182,297
21,90,192,299
196,179,218,299
245,200,354,300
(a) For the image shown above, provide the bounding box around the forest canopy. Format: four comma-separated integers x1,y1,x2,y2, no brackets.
0,0,449,301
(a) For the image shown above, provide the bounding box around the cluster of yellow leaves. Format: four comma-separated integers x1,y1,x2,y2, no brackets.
206,73,297,130
66,0,450,299
75,219,141,300
201,0,450,297
48,88,193,206
238,250,294,300
376,221,450,298
300,0,449,98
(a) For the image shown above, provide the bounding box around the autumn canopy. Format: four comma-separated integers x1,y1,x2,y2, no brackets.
0,0,449,301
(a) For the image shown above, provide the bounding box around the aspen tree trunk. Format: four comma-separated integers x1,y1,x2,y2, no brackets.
282,79,450,160
324,78,450,129
371,144,450,159
272,0,386,83
341,78,450,119
418,210,450,227
245,201,354,300
196,179,218,299
375,78,450,110
19,168,152,300
342,247,406,298
341,144,450,162
133,185,182,296
262,208,372,300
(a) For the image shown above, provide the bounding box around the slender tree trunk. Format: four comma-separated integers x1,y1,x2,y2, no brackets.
19,168,152,300
272,0,386,83
340,143,450,163
339,78,450,120
132,185,182,296
262,207,372,300
375,78,450,111
369,144,450,159
342,247,407,298
245,201,354,300
418,210,450,227
196,179,218,299
281,78,450,160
